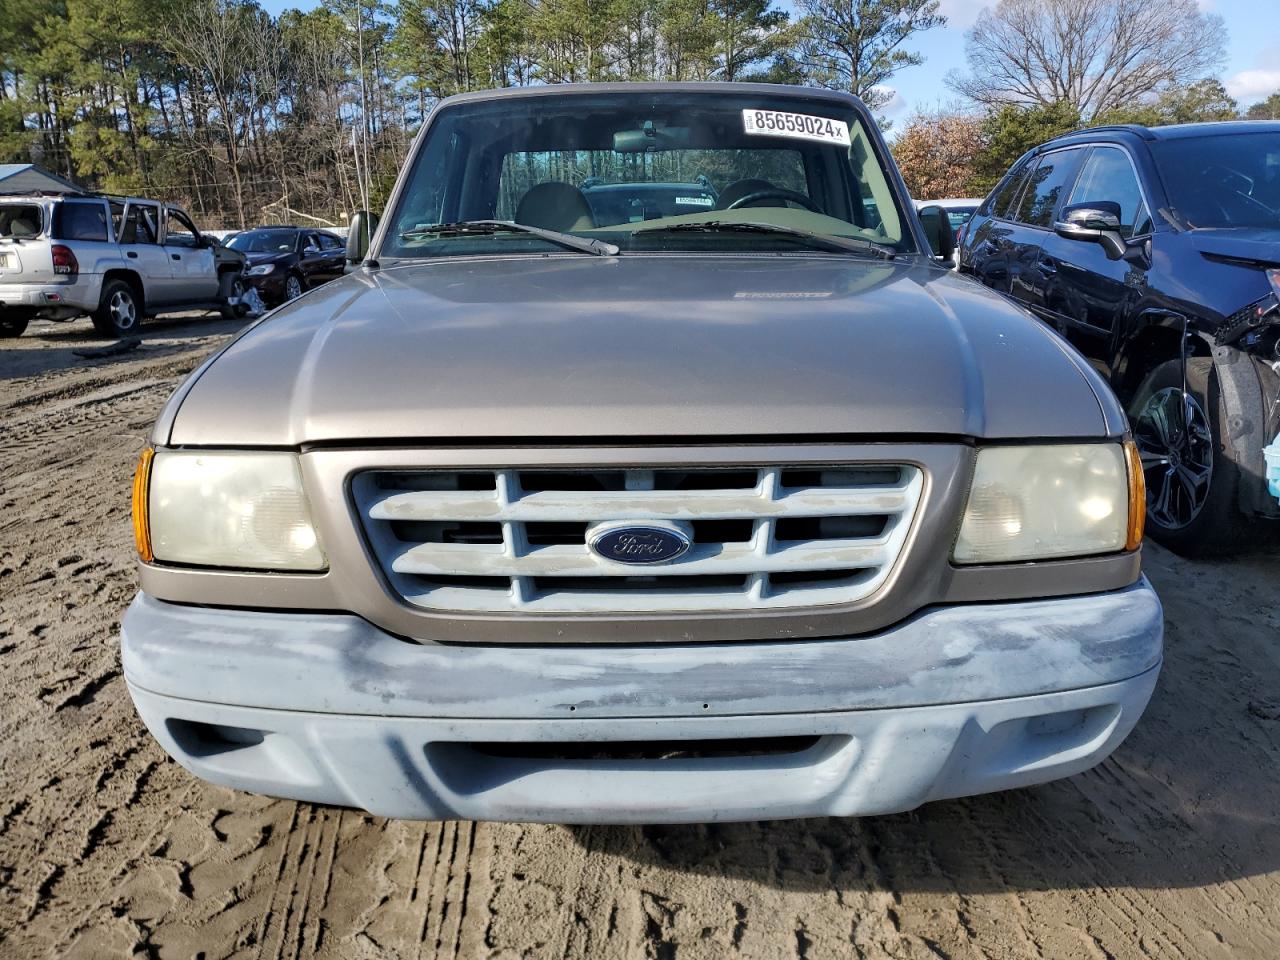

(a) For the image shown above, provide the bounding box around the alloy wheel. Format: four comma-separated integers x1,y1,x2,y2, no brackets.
1133,386,1214,529
285,275,303,300
110,290,137,331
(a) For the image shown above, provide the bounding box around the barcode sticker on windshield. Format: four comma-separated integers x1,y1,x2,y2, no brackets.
742,109,850,146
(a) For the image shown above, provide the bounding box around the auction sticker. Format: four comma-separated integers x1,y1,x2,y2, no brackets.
742,109,850,146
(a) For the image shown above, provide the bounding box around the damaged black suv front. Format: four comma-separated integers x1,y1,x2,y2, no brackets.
960,122,1280,553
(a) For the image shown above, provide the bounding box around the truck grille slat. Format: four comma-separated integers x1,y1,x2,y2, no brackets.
368,485,914,522
354,465,923,614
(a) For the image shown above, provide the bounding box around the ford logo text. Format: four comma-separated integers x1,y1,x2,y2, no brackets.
589,525,692,565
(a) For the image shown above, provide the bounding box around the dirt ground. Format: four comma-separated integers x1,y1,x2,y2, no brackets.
1,313,1279,960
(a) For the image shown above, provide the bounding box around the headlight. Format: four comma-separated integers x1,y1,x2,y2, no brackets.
954,443,1141,564
245,263,275,276
140,451,326,570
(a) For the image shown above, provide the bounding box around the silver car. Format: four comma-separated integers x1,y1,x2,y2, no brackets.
121,83,1162,824
0,194,242,337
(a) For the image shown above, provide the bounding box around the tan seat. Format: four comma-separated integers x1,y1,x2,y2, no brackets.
515,182,595,232
714,178,778,210
8,218,38,238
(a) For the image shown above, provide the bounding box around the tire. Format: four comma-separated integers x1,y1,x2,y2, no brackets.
283,272,304,302
1128,358,1263,556
91,279,141,338
0,315,29,338
220,276,248,320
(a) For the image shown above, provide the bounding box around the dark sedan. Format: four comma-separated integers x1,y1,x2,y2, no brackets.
227,227,347,305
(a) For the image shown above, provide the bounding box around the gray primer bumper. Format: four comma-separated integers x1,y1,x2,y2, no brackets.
122,582,1162,823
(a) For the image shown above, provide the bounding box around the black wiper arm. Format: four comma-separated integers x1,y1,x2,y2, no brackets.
634,220,895,259
399,220,618,257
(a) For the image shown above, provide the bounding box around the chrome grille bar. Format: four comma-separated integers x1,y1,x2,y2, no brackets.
354,464,924,614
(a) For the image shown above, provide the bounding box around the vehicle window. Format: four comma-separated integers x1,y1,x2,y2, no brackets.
945,208,976,231
121,204,160,244
1151,132,1280,229
1068,148,1150,237
986,160,1032,219
318,233,343,251
580,182,719,225
227,229,298,253
300,232,321,251
383,90,914,258
52,201,109,242
497,151,804,225
164,209,202,247
1014,150,1083,227
0,203,44,238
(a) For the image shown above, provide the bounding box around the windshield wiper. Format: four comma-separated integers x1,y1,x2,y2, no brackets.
399,220,618,257
633,220,896,259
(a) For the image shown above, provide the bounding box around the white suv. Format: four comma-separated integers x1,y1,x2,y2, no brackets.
0,194,245,338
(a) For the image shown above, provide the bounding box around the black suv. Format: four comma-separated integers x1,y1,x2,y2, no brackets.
959,121,1280,554
226,226,347,305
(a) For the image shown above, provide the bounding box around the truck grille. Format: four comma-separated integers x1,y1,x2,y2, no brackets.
353,465,924,614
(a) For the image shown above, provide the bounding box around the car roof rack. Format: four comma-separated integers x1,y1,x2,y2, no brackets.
1051,123,1156,143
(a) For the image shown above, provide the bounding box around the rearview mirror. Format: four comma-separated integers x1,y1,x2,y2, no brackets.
1054,202,1126,260
613,123,692,153
346,210,380,264
916,205,955,262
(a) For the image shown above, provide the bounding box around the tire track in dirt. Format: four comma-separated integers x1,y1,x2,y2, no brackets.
3,317,1280,959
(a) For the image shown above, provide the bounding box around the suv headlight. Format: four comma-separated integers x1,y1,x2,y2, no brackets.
953,442,1143,564
245,263,275,276
134,450,326,570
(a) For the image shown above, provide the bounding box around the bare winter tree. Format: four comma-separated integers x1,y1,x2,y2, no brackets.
167,0,255,229
795,0,945,110
951,0,1226,119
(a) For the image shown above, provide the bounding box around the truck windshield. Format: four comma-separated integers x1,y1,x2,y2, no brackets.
1152,132,1280,229
381,89,914,259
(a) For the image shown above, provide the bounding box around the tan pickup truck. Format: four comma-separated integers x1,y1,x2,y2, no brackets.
121,83,1162,824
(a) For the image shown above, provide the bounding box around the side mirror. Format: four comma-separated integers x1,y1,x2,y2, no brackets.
916,205,955,262
1054,202,1126,260
346,210,380,264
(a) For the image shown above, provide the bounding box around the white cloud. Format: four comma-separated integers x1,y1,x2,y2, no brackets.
936,0,993,31
1225,69,1280,105
874,87,908,116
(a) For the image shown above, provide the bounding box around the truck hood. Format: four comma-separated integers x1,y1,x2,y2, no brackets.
164,255,1118,446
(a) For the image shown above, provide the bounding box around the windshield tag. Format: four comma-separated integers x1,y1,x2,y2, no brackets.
742,109,850,146
675,196,715,207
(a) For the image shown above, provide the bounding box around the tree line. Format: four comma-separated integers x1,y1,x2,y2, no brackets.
894,0,1277,199
0,0,945,226
0,0,1272,225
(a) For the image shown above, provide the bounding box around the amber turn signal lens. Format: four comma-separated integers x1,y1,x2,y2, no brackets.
1124,439,1146,551
132,447,154,563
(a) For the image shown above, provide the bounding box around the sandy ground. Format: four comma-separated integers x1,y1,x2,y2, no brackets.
1,313,1279,959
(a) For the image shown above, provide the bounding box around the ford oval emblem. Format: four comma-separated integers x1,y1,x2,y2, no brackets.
589,525,692,565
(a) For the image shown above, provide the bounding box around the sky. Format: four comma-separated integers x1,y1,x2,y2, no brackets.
260,0,1279,120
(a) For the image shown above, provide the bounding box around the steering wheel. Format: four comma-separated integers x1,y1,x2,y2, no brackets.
726,188,819,212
